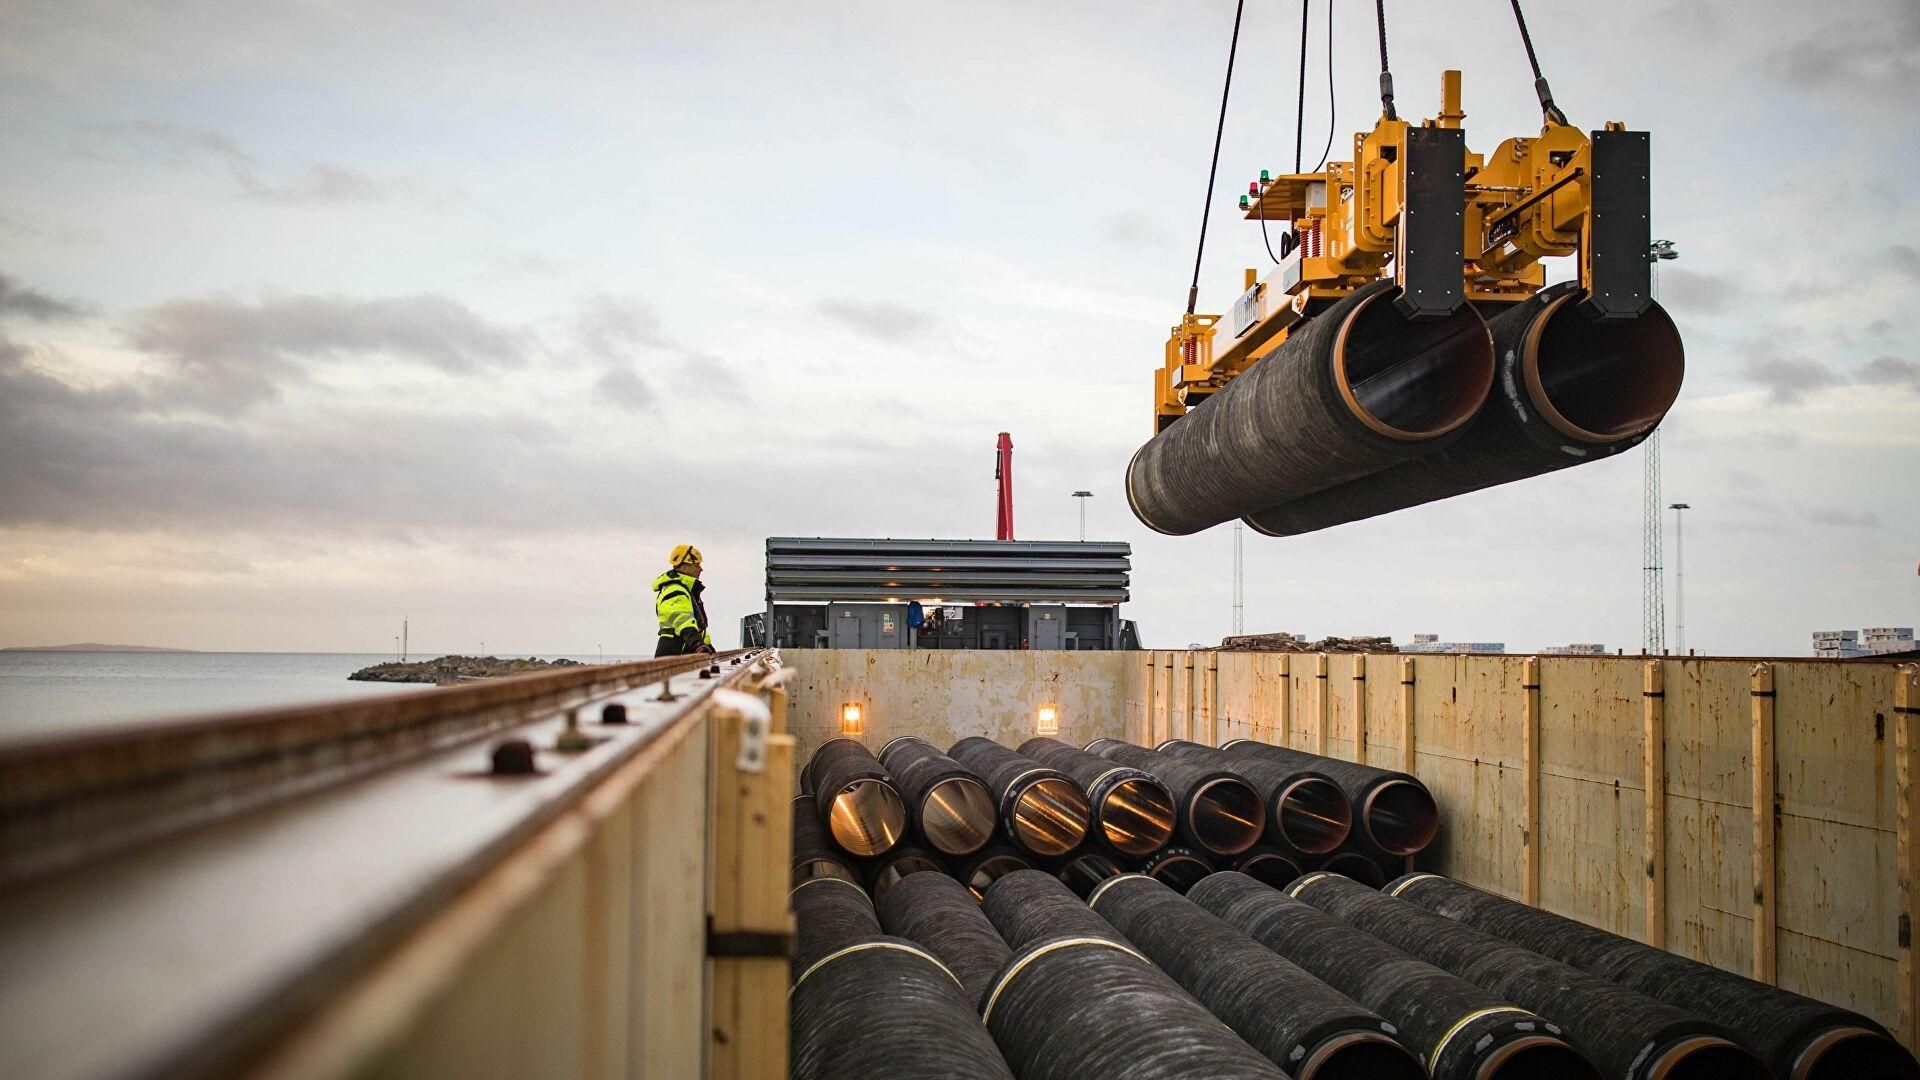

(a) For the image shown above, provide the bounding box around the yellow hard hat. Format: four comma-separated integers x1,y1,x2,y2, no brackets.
669,544,704,567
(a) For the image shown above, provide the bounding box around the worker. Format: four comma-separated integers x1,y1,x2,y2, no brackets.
655,544,715,656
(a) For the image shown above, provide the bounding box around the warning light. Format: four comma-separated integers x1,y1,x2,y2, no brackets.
1260,169,1270,183
841,702,864,736
1037,703,1059,736
1239,194,1250,210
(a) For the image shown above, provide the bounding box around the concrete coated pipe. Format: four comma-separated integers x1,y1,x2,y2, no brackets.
947,842,1033,902
1245,282,1683,536
864,844,943,906
1389,872,1920,1080
1211,739,1437,856
1191,871,1600,1080
1316,849,1392,889
948,737,1090,858
1157,739,1353,855
1291,872,1767,1080
879,736,998,857
1227,845,1306,890
804,737,908,857
792,794,862,888
1089,873,1423,1080
1137,845,1216,894
1053,850,1126,898
1020,737,1177,856
1126,279,1495,535
878,870,1012,1010
1086,740,1265,857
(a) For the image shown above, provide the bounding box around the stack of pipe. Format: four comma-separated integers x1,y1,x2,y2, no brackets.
790,793,860,887
948,737,1090,858
1224,845,1306,890
1208,739,1437,878
789,875,1014,1080
1243,283,1685,536
803,737,908,857
1389,872,1920,1080
863,845,942,905
1085,740,1265,858
948,843,1033,902
878,737,998,857
1088,873,1424,1079
1139,846,1215,894
1190,871,1600,1080
1052,850,1125,898
978,871,1288,1079
1020,737,1176,856
1126,280,1499,536
1153,739,1352,857
1289,872,1767,1080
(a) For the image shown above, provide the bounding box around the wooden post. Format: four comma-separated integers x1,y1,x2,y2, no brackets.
1398,657,1417,775
1522,656,1541,906
1897,664,1920,1053
1353,655,1369,764
1142,652,1156,743
1751,662,1777,984
1206,652,1221,746
1642,659,1667,949
1162,652,1177,746
708,704,796,1080
1184,652,1198,742
1277,654,1292,748
766,684,789,736
1315,654,1331,756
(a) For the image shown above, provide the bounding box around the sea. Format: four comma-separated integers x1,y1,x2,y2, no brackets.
0,651,639,742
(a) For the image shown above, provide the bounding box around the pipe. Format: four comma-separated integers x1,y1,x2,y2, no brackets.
791,793,861,887
947,842,1034,902
1126,279,1495,535
1389,873,1920,1080
948,737,1090,857
1228,845,1306,889
804,737,908,857
864,844,943,906
1020,737,1176,856
1053,850,1125,898
1317,849,1391,889
878,736,998,856
1190,871,1600,1080
1086,740,1265,857
1245,283,1684,535
981,868,1128,950
877,869,1012,1010
1290,872,1767,1080
1214,739,1437,855
1138,845,1216,894
790,876,1014,1080
1157,739,1353,854
1088,873,1423,1080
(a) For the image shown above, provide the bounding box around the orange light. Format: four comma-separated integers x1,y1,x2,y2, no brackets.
841,702,864,736
1036,703,1058,735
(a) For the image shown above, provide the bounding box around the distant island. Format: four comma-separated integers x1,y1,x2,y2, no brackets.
1,642,199,653
349,655,588,685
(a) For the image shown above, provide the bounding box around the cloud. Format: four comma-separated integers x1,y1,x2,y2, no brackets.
109,121,440,206
125,292,527,408
815,298,935,344
0,274,87,322
1770,1,1920,100
595,364,654,410
1880,245,1920,279
576,295,669,356
1739,346,1838,403
1804,507,1881,529
1657,267,1740,315
1860,355,1920,391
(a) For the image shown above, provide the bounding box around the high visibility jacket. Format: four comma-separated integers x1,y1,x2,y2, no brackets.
654,571,710,647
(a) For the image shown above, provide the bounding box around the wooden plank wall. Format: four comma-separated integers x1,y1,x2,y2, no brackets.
1183,651,1914,1045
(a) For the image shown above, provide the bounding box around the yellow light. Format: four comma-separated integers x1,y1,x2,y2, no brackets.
1036,703,1058,735
841,702,864,736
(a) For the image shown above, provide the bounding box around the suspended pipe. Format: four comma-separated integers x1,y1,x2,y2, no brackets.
978,872,1289,1079
947,842,1034,902
1138,845,1216,894
791,793,861,887
1290,872,1767,1080
1020,736,1177,856
1157,738,1353,854
1053,850,1125,898
1126,280,1496,535
790,875,1014,1080
1246,283,1685,535
877,869,1013,1010
1086,740,1265,857
1088,873,1424,1080
1190,871,1600,1080
1228,844,1306,889
948,737,1090,857
1213,739,1437,855
864,844,943,906
804,737,908,857
1388,873,1920,1080
878,736,998,857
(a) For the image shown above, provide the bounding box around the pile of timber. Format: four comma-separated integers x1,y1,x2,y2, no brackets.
1215,633,1397,654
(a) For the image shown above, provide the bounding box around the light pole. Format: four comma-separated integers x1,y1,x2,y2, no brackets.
1072,491,1093,541
1669,503,1691,655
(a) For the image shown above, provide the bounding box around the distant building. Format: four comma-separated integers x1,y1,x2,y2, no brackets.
1814,626,1915,658
1540,643,1609,656
1402,634,1507,655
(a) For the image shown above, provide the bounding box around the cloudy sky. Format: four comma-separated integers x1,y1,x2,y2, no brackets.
1,0,1914,657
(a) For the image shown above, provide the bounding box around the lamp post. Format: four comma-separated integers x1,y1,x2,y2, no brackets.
1072,490,1093,541
1669,503,1692,655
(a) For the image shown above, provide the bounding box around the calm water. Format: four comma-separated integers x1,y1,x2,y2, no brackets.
0,652,629,741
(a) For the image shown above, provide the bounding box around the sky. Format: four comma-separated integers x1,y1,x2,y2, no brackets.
1,0,1915,657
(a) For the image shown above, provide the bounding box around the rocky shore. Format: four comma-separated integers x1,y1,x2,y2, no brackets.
349,655,588,684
